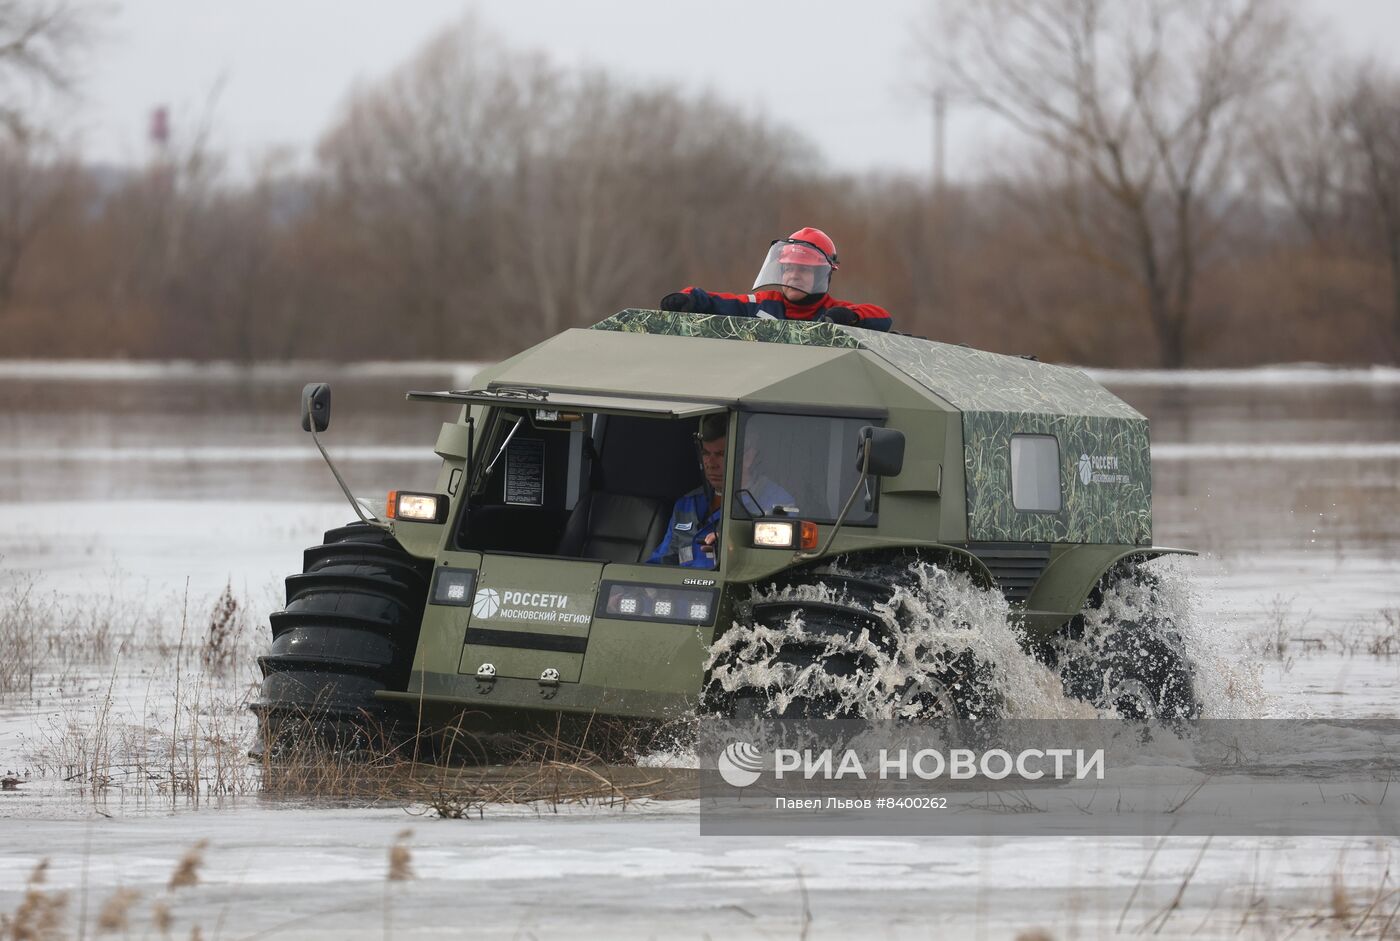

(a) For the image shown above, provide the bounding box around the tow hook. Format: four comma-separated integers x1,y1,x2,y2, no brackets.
475,662,496,693
538,668,561,699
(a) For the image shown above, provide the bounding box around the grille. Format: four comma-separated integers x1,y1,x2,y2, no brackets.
965,542,1052,603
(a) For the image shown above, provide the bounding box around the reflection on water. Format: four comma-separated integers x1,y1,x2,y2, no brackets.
1,364,1397,557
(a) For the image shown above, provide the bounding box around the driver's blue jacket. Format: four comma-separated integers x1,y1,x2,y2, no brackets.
647,477,796,570
646,489,721,569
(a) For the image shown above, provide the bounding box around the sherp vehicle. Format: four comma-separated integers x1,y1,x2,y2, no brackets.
254,309,1198,747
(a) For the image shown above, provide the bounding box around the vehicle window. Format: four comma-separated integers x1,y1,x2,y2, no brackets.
1011,434,1061,512
735,414,880,525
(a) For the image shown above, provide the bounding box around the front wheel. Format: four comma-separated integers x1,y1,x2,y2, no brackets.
703,560,1005,726
252,522,431,755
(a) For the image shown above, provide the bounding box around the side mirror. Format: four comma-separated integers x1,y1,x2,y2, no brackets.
856,426,905,478
301,382,331,433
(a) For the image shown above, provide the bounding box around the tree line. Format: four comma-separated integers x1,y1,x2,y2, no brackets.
1,1,1399,367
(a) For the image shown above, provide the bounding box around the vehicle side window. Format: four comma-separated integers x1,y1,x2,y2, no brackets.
736,414,881,525
1010,434,1061,512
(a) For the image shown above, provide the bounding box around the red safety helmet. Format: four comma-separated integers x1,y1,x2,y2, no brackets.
779,227,839,268
753,227,839,298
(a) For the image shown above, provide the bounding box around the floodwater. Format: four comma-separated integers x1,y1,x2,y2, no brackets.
1,360,1398,938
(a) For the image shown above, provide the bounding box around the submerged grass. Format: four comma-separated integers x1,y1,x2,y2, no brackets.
7,571,266,803
255,712,699,815
1244,595,1400,664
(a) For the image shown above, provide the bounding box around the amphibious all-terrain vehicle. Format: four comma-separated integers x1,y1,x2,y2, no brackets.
255,310,1197,747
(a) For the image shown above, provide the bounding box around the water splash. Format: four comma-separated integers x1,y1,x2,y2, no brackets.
1120,558,1270,720
703,557,1263,722
706,560,1063,720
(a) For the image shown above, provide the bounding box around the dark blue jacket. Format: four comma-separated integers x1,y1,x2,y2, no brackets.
647,489,720,569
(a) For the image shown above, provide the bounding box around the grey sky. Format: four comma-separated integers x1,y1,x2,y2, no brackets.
74,0,1400,178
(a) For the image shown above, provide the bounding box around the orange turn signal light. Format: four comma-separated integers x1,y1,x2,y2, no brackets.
799,520,819,550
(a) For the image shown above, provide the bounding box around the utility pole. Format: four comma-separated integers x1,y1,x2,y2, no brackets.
932,88,947,191
927,87,950,330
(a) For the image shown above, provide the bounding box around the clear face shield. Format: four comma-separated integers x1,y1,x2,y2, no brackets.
751,239,834,298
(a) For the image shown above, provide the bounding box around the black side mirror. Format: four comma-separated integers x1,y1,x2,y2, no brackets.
301,382,331,432
856,425,905,477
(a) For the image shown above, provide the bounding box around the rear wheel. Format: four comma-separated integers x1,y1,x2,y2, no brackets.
253,522,431,756
1048,562,1200,723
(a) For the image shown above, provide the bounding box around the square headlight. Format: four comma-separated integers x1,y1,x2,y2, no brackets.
388,490,448,523
753,520,795,548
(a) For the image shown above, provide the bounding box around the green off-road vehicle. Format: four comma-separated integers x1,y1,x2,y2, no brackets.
255,310,1199,749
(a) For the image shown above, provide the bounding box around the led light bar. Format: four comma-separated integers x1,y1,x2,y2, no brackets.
428,567,477,607
597,581,719,626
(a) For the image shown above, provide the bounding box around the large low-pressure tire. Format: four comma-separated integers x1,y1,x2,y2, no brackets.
1048,562,1201,723
253,522,431,755
704,561,1001,727
706,574,891,720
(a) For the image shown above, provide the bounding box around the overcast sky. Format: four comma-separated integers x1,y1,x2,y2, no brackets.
71,0,1400,179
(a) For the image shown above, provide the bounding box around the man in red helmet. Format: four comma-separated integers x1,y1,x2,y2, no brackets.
659,227,893,331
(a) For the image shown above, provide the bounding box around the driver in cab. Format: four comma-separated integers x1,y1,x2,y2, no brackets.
647,415,793,569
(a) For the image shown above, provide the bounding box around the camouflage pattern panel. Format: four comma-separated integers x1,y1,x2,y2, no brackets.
964,411,1152,545
595,310,1140,421
594,309,863,350
852,331,1141,419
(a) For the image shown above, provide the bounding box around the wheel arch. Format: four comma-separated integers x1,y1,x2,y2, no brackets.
1024,545,1196,632
799,545,1000,592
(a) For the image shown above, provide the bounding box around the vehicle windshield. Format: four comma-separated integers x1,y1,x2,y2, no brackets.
734,413,879,524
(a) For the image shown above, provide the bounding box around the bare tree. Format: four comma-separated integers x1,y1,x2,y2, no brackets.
313,14,810,356
1251,77,1354,245
0,124,75,312
315,15,550,352
0,1,92,316
496,75,807,342
0,0,93,133
925,0,1302,367
1335,67,1400,360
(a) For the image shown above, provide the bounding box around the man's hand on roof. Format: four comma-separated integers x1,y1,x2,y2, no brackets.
818,307,859,327
660,292,698,312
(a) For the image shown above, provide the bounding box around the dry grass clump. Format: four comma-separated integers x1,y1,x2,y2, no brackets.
29,670,259,804
1364,608,1400,658
1,570,266,700
1244,595,1311,663
409,723,698,818
200,581,247,676
0,574,180,700
0,831,454,939
15,577,266,806
1,860,68,940
0,575,43,698
1245,597,1400,663
94,887,141,933
167,840,208,890
255,712,697,816
387,829,414,882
